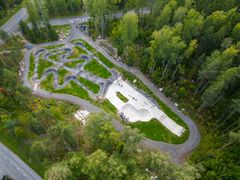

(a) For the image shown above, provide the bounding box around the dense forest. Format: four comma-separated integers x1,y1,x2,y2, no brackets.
0,0,240,179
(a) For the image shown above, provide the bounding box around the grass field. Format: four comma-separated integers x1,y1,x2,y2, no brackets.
58,68,69,85
38,59,54,79
71,39,95,52
56,81,91,100
93,99,117,116
40,74,91,101
84,59,112,79
71,39,114,68
68,46,87,59
44,44,64,50
64,59,85,68
95,52,114,68
48,54,59,61
28,53,35,79
78,77,100,94
116,91,128,103
130,119,188,144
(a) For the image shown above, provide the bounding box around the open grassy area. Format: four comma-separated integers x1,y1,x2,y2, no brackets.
64,59,85,68
71,39,95,52
78,77,100,94
95,52,114,68
84,59,112,79
44,44,64,50
56,81,91,100
28,53,35,79
116,91,128,103
38,59,54,79
40,74,91,101
48,54,59,61
93,99,117,116
130,119,188,144
68,46,87,59
58,68,69,85
71,39,114,68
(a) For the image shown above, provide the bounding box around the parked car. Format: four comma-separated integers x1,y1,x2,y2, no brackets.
24,43,33,49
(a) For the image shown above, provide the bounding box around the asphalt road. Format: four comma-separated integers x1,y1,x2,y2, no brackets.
0,143,41,180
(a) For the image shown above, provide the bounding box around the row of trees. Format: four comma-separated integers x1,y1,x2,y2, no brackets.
46,0,84,16
19,0,58,43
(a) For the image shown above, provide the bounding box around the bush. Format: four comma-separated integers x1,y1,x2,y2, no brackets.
178,87,187,98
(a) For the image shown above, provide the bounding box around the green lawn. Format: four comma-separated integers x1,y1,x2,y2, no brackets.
38,59,54,79
129,119,188,144
71,39,95,52
44,44,64,50
68,46,87,59
40,74,91,101
64,59,85,68
58,68,69,85
84,59,112,79
93,99,117,116
78,77,100,94
71,39,114,68
95,52,114,68
49,54,59,61
28,53,35,79
56,81,91,100
116,91,128,103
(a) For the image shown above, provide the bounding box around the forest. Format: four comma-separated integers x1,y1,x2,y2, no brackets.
0,0,240,179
